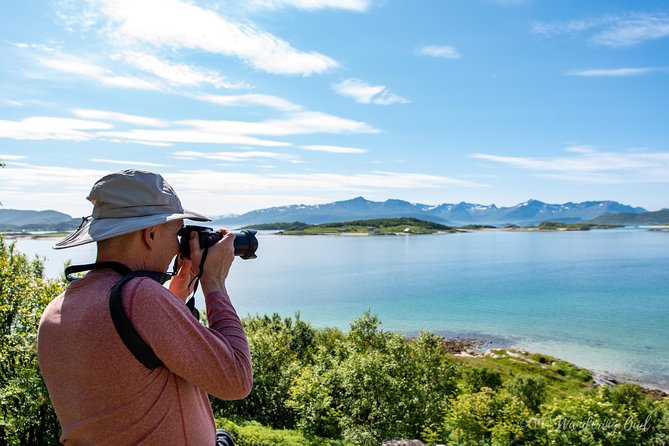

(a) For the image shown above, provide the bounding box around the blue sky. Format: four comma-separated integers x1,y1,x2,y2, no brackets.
1,0,668,217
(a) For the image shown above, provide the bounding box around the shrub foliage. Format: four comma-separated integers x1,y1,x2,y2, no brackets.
2,236,668,445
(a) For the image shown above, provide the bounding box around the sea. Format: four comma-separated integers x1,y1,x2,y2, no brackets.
10,228,669,391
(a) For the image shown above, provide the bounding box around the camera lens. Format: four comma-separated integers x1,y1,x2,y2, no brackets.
233,230,258,260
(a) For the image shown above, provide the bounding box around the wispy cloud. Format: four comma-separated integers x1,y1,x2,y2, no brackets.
171,150,296,162
566,67,668,77
0,109,377,146
197,93,302,111
418,45,462,59
71,109,168,127
0,154,26,161
180,112,379,136
94,0,338,76
247,0,373,12
90,158,168,167
532,12,669,48
332,78,409,105
38,55,161,90
0,117,113,141
300,144,367,154
471,147,669,183
1,99,24,107
118,51,249,89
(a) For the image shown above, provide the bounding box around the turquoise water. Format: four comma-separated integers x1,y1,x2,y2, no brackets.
12,229,669,390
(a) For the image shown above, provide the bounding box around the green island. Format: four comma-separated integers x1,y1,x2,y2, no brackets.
244,217,459,235
243,218,623,235
2,235,668,446
532,221,623,231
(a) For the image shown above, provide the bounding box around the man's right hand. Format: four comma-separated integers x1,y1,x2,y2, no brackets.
191,228,235,295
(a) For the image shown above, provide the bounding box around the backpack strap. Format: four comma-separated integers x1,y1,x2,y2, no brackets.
65,262,172,370
109,271,169,370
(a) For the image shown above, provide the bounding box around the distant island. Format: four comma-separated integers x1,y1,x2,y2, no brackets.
244,217,457,235
242,218,622,235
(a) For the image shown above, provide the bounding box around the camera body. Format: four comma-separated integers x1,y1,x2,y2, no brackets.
178,225,258,260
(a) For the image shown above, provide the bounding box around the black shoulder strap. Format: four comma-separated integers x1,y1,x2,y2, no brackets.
65,261,131,282
65,262,171,370
109,271,168,370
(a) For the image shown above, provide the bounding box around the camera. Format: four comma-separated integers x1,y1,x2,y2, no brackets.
178,225,258,260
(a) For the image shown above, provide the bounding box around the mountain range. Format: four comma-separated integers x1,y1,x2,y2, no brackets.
211,197,648,227
0,209,79,232
1,198,661,231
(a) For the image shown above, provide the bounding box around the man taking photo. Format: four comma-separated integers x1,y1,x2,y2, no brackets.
38,169,252,445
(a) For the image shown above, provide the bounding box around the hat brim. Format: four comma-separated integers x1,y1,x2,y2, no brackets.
53,210,210,250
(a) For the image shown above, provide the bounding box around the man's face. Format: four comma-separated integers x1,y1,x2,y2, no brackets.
156,219,184,270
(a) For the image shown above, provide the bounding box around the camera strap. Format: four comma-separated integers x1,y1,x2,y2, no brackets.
184,246,210,321
65,262,172,369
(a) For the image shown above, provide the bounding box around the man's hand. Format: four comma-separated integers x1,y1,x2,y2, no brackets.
199,229,235,295
168,255,196,300
168,230,203,299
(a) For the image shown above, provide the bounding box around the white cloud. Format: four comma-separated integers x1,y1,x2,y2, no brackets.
332,78,409,105
0,110,377,147
0,154,26,161
98,128,291,147
0,163,485,216
95,0,338,75
118,51,248,89
197,93,302,111
247,0,372,12
171,150,295,162
1,99,24,107
470,147,669,183
300,144,367,154
532,12,669,48
89,158,168,167
566,67,667,77
0,117,113,141
418,45,462,59
71,109,168,127
180,111,379,136
39,55,161,90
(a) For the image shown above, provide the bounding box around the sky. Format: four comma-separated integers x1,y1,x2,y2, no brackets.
1,0,668,218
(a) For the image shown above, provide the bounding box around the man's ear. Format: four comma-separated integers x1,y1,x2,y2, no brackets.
142,227,156,247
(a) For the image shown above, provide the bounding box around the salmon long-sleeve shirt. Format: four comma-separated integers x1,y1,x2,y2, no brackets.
37,269,253,445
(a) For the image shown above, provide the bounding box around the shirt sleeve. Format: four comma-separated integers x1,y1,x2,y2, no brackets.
123,278,253,400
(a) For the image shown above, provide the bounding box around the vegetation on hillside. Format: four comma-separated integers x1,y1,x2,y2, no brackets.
245,217,456,235
535,221,622,231
2,235,668,445
588,209,669,226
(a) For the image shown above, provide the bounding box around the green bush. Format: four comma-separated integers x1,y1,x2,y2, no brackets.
427,387,546,445
542,387,662,445
216,418,352,446
289,311,458,445
504,375,547,413
213,313,317,428
0,237,65,445
461,365,503,393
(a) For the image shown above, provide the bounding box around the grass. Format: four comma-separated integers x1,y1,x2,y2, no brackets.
451,348,596,400
216,418,353,446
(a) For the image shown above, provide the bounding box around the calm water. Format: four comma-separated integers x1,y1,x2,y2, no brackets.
11,229,669,391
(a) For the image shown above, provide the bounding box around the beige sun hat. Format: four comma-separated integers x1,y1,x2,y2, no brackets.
54,169,210,249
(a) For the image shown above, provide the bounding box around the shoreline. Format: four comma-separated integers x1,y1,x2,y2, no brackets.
438,335,669,398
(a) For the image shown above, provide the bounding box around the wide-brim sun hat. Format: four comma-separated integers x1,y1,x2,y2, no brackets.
54,169,210,249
